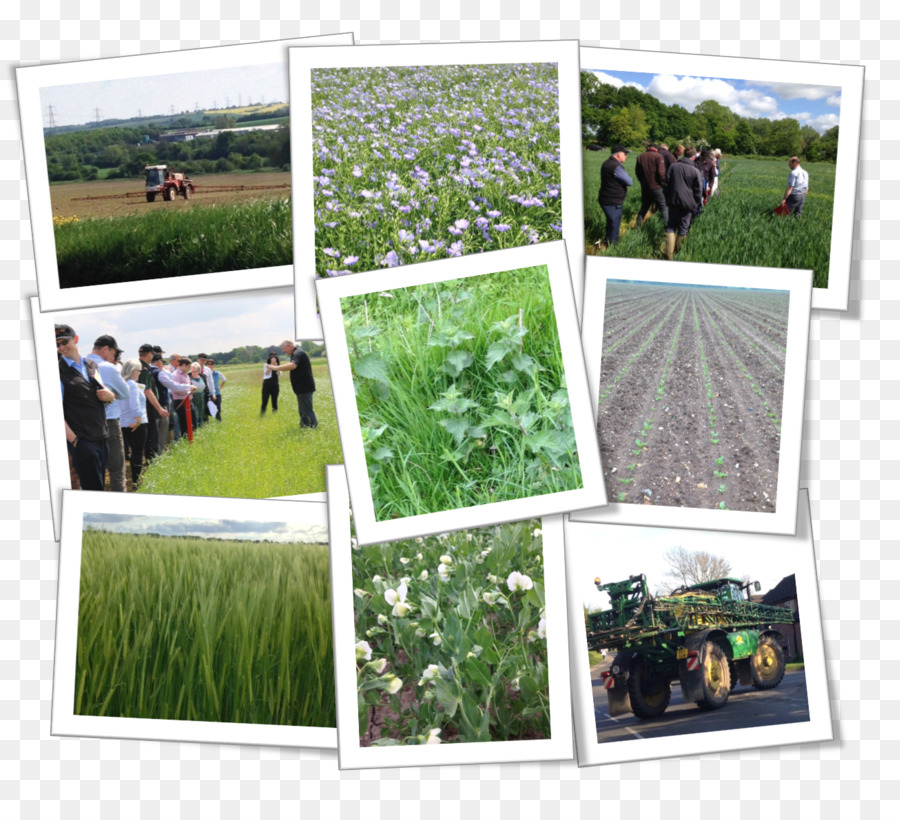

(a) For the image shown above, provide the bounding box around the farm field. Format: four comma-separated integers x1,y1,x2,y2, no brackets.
309,63,562,278
583,154,834,290
597,281,789,513
137,360,342,498
353,521,549,745
50,171,293,288
75,530,335,726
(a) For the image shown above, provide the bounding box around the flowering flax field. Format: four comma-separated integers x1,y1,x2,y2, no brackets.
353,521,549,746
598,281,788,513
75,530,335,726
310,63,562,277
342,266,580,519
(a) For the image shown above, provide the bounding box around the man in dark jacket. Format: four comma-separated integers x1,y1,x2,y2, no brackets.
657,142,677,175
664,147,704,260
597,145,633,247
635,144,669,226
57,324,116,491
270,340,318,429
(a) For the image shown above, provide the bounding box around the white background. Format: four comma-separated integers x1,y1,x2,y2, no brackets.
3,2,895,818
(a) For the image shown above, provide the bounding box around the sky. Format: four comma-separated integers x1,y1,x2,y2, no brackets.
83,512,328,543
570,523,803,613
40,63,288,128
57,287,296,361
590,69,841,134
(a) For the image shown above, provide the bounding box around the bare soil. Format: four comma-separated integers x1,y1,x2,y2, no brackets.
598,283,788,513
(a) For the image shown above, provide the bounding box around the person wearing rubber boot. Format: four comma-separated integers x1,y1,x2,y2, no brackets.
663,146,704,260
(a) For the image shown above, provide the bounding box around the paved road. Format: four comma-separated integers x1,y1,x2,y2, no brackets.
591,661,810,743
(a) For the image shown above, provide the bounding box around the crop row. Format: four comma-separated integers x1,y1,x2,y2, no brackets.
698,293,786,376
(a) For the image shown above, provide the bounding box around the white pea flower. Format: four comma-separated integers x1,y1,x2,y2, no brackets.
416,537,424,544
368,658,387,674
483,591,500,606
415,628,427,638
418,664,440,685
533,528,543,538
382,674,403,695
355,640,372,662
438,564,451,583
416,552,423,560
385,581,410,617
377,613,388,625
419,570,429,581
487,574,499,585
507,571,533,592
351,537,359,550
354,588,368,599
439,555,452,565
400,557,410,564
401,576,411,584
466,533,473,542
425,728,442,744
538,616,547,640
429,632,442,646
372,575,382,584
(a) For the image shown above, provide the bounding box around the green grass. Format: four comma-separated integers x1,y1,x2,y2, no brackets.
588,650,606,667
342,266,581,520
55,197,293,288
137,361,342,498
584,152,834,289
75,530,335,726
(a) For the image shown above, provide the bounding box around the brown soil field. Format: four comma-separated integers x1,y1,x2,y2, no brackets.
50,171,292,221
597,281,789,514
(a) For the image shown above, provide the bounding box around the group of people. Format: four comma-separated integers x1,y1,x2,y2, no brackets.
598,144,809,259
57,323,227,492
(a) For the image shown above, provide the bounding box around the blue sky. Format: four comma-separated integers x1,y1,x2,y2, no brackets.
590,69,841,134
40,63,287,128
83,513,328,544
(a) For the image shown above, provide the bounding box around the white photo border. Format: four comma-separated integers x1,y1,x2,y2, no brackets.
17,33,353,314
31,291,327,541
570,255,810,537
317,240,606,547
566,489,832,766
289,40,585,336
51,489,337,749
325,464,573,769
579,45,864,312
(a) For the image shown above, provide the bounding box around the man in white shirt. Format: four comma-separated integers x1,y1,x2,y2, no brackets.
196,354,217,422
782,156,809,217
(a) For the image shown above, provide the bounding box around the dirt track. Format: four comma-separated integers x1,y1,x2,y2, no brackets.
598,282,789,513
50,171,292,221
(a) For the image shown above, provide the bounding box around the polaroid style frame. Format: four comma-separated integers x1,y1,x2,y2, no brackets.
31,289,327,541
17,33,352,313
571,255,811,536
580,45,864,311
325,465,573,768
52,490,336,749
317,240,606,547
289,40,585,336
566,489,832,766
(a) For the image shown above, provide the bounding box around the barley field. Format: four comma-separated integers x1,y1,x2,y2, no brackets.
75,530,335,726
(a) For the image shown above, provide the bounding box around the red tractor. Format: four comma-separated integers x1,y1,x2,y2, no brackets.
144,165,195,202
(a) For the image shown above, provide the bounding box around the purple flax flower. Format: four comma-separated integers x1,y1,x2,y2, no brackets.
381,250,400,268
487,210,501,218
323,248,340,258
352,165,363,177
343,256,360,266
495,224,512,232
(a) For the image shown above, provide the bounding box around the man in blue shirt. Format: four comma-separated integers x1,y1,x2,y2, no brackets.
85,334,130,492
57,324,116,492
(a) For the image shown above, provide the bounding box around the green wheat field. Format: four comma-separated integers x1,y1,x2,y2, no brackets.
74,529,335,726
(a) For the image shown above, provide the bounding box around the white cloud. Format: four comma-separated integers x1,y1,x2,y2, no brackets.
761,81,841,101
826,93,842,107
588,70,645,91
647,74,783,120
804,112,840,134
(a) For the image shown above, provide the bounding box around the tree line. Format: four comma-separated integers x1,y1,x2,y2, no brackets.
582,71,839,161
188,341,325,366
44,108,291,182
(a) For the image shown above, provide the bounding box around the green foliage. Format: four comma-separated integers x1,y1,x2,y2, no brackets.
353,521,549,745
342,267,581,519
137,362,342,498
75,530,334,726
54,196,293,287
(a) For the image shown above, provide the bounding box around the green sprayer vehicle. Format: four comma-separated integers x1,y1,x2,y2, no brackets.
588,574,798,719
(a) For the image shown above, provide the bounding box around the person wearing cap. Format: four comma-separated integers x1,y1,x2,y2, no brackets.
597,145,633,249
657,142,677,176
150,353,172,448
85,335,131,493
635,144,668,228
165,354,182,441
56,324,116,492
196,354,217,423
137,343,169,461
663,146,705,260
268,341,318,429
171,358,197,437
782,156,809,217
206,359,226,422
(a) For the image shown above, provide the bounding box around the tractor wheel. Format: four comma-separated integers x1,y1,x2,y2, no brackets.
626,655,671,719
164,185,176,201
183,185,192,200
695,641,731,711
751,635,786,690
146,192,156,202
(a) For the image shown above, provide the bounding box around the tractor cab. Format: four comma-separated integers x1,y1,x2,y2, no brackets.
682,577,761,604
145,165,169,191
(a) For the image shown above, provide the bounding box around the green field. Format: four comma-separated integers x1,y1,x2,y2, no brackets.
343,267,580,520
55,196,293,288
75,530,335,726
137,360,342,498
584,152,834,289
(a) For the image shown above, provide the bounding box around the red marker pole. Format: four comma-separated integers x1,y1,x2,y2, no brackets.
180,398,194,443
